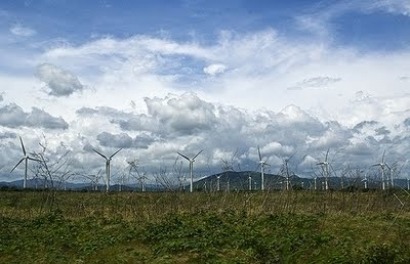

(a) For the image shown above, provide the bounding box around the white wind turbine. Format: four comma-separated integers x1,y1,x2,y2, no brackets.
177,150,203,193
316,149,331,191
362,171,369,189
372,151,390,191
216,174,221,191
10,136,41,189
93,148,122,192
257,146,269,191
137,172,148,192
281,153,295,191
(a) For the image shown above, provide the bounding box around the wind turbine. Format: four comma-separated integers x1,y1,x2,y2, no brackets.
281,153,295,191
372,151,390,191
177,150,203,193
93,148,122,192
362,172,368,189
316,149,331,191
10,136,41,189
216,174,221,191
257,146,269,191
137,172,148,192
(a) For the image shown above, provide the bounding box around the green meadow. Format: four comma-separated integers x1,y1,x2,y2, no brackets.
1,189,409,263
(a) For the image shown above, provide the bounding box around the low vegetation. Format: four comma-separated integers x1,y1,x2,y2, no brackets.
0,189,409,263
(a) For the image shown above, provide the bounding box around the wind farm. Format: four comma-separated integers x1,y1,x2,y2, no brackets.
1,0,410,262
4,136,410,192
2,133,410,263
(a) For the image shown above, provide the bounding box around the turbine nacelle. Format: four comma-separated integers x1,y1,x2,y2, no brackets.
93,148,122,161
177,150,203,163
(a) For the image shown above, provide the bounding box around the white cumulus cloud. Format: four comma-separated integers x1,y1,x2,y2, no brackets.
203,63,226,76
35,63,84,97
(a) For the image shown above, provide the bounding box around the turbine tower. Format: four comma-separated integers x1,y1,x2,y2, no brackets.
177,150,202,193
257,146,269,191
281,154,295,191
137,172,148,192
317,149,330,191
216,174,221,191
10,136,40,189
93,148,122,192
362,172,368,189
372,151,390,191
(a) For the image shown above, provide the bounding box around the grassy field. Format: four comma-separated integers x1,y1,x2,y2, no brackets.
1,189,410,263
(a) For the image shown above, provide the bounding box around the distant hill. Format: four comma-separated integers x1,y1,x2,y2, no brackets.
193,171,305,191
1,172,409,191
0,178,159,192
193,171,410,191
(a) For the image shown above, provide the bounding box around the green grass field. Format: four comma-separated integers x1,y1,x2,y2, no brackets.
1,190,409,263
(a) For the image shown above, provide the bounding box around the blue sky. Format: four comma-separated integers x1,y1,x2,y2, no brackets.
2,0,408,48
0,0,410,185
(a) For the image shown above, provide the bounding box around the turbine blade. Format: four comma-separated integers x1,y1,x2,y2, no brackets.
177,152,190,161
27,157,41,162
257,146,262,161
193,150,203,160
110,148,122,159
325,148,329,162
381,150,385,163
10,158,25,173
93,149,108,160
19,136,26,156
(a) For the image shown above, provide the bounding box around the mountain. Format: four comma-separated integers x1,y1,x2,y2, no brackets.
1,172,408,191
193,171,304,191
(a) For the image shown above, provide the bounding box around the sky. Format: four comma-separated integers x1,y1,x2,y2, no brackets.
1,0,410,184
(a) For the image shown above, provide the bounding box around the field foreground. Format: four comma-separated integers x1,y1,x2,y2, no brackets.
1,190,410,263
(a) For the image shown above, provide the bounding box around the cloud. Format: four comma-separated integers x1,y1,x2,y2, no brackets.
2,3,410,179
404,118,410,127
2,91,410,179
0,132,16,139
289,76,342,90
35,63,84,96
114,114,159,133
203,63,226,76
144,93,218,136
96,132,155,149
0,104,29,128
76,106,131,119
9,24,36,37
369,0,410,16
97,132,133,149
0,103,68,129
26,107,69,130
